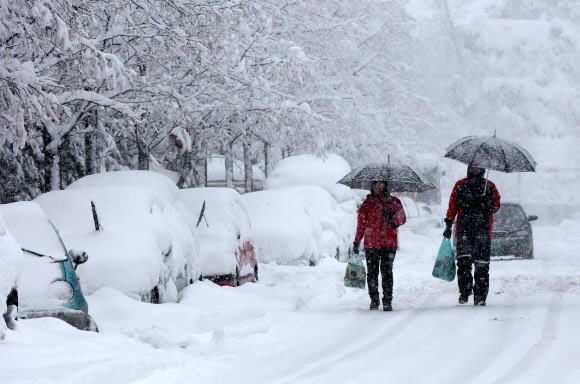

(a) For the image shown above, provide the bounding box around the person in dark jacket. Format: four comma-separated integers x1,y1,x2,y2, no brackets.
443,166,501,306
354,181,406,311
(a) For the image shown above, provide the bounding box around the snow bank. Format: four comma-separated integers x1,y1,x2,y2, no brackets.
265,153,360,211
244,185,355,265
179,188,256,277
0,211,22,340
35,186,200,303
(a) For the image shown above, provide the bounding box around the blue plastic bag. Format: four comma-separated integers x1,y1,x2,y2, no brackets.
432,238,456,282
344,254,366,289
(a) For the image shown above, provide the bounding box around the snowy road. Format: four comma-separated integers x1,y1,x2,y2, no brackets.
2,219,580,384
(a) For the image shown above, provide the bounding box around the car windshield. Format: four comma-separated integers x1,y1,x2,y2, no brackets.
494,205,527,228
0,202,69,310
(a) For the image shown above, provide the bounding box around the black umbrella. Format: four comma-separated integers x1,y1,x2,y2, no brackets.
337,162,437,192
444,135,536,173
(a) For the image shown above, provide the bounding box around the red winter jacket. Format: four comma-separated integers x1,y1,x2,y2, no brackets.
446,178,501,239
355,194,406,249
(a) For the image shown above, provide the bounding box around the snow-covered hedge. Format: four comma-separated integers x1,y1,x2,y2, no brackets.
36,173,200,303
0,212,22,340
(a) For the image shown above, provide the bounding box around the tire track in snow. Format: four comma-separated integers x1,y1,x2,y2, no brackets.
492,255,563,383
281,295,437,383
491,291,564,384
444,296,519,384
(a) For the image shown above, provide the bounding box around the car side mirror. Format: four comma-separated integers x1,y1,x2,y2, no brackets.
527,215,538,222
69,249,89,269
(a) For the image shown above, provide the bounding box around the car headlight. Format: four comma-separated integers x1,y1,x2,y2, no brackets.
513,230,529,237
48,281,74,302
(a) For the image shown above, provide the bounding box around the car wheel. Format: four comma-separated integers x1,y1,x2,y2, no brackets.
522,247,534,260
253,265,259,282
3,288,18,330
150,286,160,304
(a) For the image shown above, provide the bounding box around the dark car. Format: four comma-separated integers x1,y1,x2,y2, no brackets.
491,202,537,259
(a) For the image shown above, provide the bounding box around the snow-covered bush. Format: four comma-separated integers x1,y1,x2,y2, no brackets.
35,184,200,303
0,212,22,340
244,185,355,265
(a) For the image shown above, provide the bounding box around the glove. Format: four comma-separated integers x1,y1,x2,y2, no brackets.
353,242,360,254
443,218,453,239
483,187,496,212
382,210,398,228
382,209,394,221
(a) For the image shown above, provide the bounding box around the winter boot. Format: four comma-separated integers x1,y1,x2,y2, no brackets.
383,300,392,312
458,294,469,305
370,295,380,310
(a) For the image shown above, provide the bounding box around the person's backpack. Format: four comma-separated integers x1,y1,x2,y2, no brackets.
344,254,366,289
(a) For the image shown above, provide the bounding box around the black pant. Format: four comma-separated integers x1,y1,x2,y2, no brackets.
456,232,491,302
365,248,396,303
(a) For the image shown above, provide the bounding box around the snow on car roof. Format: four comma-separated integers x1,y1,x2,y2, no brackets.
67,170,180,204
264,153,356,203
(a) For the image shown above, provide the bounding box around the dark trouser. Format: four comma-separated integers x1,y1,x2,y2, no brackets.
456,232,491,302
365,248,396,304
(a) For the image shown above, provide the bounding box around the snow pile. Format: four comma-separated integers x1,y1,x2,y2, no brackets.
179,188,256,277
265,153,360,212
244,185,355,265
35,186,200,303
0,211,22,340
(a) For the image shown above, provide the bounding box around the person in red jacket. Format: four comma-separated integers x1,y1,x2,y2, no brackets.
353,181,406,311
443,166,501,306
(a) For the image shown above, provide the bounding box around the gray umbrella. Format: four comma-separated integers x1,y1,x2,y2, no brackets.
444,135,536,173
337,162,437,192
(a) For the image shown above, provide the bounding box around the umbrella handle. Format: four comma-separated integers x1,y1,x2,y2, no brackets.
483,169,490,195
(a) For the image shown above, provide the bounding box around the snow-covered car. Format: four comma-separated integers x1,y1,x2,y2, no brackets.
0,211,22,340
244,185,354,265
179,188,258,286
0,202,97,332
264,153,361,214
35,184,200,304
